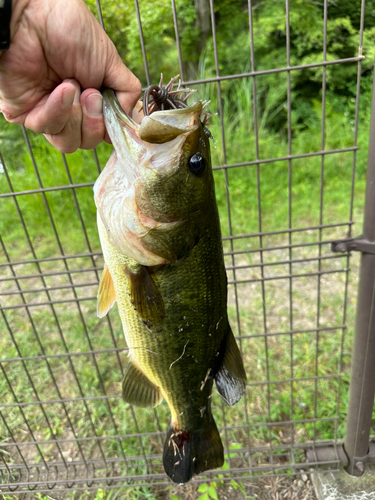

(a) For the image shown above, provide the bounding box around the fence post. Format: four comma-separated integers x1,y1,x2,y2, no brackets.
344,68,375,476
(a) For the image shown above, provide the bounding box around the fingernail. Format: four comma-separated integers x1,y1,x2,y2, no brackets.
62,86,75,109
85,93,103,117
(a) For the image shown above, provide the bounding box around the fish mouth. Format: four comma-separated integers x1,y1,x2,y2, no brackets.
103,88,202,144
102,88,203,180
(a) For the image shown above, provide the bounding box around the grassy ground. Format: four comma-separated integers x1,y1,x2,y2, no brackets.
0,74,371,499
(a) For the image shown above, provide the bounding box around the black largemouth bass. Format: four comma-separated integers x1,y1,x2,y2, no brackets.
94,78,246,484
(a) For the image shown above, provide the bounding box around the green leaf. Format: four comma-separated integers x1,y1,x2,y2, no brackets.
221,460,229,470
208,485,219,500
198,494,210,500
170,496,182,500
198,483,209,493
230,479,239,490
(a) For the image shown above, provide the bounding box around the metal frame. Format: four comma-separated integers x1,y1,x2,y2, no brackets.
342,66,375,476
0,0,372,494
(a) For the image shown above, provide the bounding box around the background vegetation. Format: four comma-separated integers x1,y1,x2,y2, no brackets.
0,0,374,497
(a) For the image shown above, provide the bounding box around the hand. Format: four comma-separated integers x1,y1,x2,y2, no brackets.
0,0,141,153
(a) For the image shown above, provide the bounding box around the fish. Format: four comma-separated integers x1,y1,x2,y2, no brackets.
94,78,247,484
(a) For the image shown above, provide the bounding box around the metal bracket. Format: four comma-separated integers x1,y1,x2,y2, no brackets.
331,236,375,255
306,442,375,476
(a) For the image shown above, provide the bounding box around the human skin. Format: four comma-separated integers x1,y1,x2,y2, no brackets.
0,0,142,153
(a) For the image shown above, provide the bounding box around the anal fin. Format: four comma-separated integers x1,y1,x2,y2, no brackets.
122,358,163,408
97,264,116,318
215,327,247,406
128,265,165,326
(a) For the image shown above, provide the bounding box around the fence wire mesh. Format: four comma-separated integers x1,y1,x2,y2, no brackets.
0,0,371,494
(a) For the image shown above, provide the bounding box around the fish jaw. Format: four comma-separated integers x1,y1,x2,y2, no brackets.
102,88,202,166
94,90,204,266
102,88,203,174
138,101,202,144
102,88,145,184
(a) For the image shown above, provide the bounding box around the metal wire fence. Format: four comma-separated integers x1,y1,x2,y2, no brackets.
0,0,371,495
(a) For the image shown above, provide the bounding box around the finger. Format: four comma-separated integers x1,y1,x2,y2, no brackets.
80,89,106,150
103,44,142,115
102,58,142,145
115,76,142,116
44,80,83,154
22,81,77,134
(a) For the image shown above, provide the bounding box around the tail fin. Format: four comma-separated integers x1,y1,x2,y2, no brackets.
162,417,224,484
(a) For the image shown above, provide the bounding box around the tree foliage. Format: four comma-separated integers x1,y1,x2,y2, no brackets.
84,0,373,133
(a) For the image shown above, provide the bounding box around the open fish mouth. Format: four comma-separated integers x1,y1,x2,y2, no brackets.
103,85,202,147
101,85,203,180
103,74,214,148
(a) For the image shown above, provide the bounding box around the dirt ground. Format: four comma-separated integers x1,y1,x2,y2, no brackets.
168,473,317,500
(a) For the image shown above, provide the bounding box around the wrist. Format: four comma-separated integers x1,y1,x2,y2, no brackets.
0,0,12,50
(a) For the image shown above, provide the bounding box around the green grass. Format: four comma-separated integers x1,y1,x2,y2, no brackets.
0,73,371,497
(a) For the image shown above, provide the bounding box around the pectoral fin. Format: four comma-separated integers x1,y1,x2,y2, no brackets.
97,264,116,318
122,358,163,408
215,327,247,406
128,265,165,326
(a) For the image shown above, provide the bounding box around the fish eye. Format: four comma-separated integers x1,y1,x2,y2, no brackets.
188,153,206,176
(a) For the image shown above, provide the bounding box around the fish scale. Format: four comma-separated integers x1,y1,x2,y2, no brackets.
98,210,227,430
